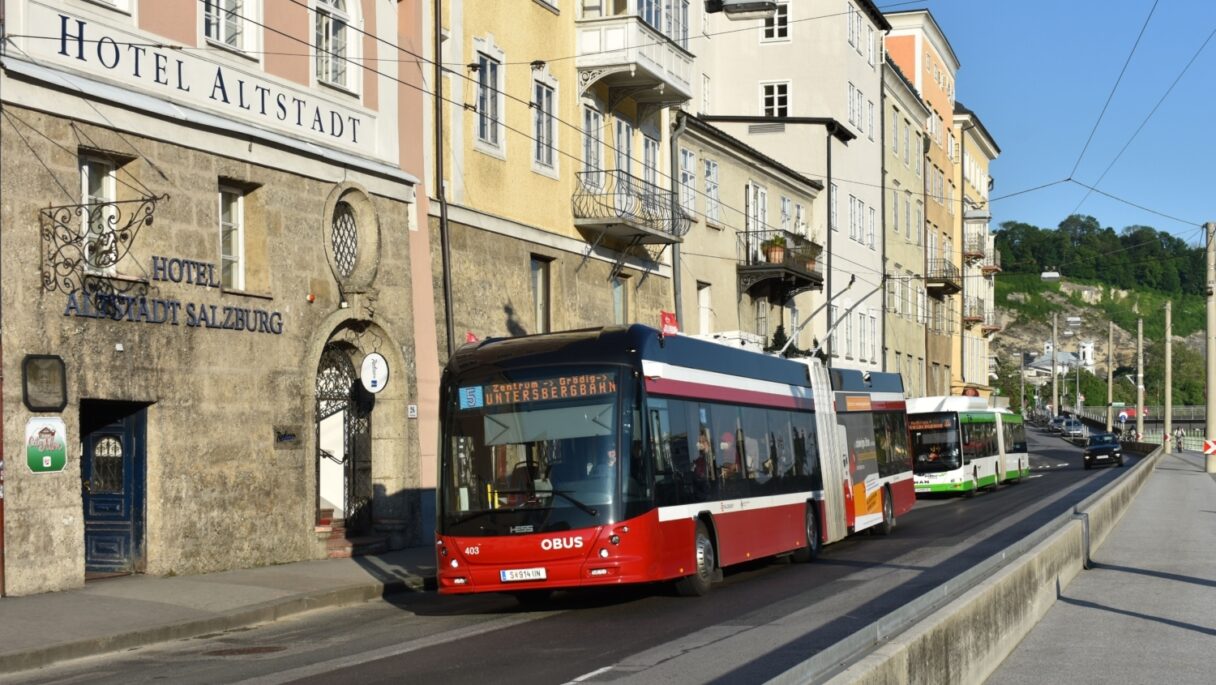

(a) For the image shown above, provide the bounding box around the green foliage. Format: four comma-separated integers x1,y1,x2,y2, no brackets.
996,215,1203,297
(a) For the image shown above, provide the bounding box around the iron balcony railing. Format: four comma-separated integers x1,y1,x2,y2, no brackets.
572,170,691,240
737,228,822,271
963,298,985,322
963,233,986,261
982,309,1001,332
925,258,961,293
982,247,1002,273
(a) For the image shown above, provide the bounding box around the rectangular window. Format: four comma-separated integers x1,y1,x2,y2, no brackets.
530,256,551,334
844,307,854,358
794,202,806,234
80,156,117,274
612,275,629,325
858,311,867,361
533,81,555,168
583,107,603,186
886,276,898,313
476,53,501,146
848,82,856,124
891,189,900,235
867,25,875,65
316,0,350,88
754,299,768,339
867,100,875,140
219,186,244,290
847,5,856,47
701,73,711,114
903,118,910,165
698,281,712,335
205,0,244,49
905,191,913,239
679,148,696,215
830,304,840,356
830,183,838,231
868,206,876,249
763,2,789,40
914,203,923,244
915,135,923,176
892,113,900,153
615,119,633,176
762,82,788,117
870,315,878,363
643,135,660,208
780,196,792,232
848,195,857,240
704,159,720,223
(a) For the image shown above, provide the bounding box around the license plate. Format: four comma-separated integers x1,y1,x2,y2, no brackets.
1096,455,1108,460
500,567,547,582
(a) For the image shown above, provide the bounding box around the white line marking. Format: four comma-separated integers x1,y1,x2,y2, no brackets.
566,666,614,683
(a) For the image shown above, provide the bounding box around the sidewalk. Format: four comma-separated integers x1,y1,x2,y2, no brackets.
988,449,1216,685
0,545,437,676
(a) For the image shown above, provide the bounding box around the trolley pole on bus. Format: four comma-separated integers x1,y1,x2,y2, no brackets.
1136,318,1145,441
1106,320,1114,432
1051,312,1059,418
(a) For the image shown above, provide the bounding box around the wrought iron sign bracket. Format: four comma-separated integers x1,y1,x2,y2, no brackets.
40,194,168,296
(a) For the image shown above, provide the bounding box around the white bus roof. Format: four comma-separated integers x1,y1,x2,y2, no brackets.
906,395,991,414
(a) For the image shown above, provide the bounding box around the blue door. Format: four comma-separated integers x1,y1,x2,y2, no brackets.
82,404,146,575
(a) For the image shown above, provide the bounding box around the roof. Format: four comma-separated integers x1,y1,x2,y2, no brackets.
681,113,825,192
884,9,961,72
954,100,1001,156
858,0,893,32
1026,351,1080,372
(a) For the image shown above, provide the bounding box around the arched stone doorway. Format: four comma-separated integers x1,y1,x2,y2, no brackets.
315,341,375,536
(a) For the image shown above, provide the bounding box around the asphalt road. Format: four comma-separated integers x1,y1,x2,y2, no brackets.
13,426,1136,685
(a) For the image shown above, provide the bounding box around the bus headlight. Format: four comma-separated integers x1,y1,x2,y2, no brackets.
599,548,610,558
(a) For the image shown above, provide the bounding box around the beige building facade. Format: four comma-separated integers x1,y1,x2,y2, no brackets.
429,0,688,344
954,102,1001,395
1,0,428,595
673,113,823,352
882,59,929,397
886,10,961,396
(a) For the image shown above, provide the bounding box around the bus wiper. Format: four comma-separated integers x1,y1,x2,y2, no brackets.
548,490,598,517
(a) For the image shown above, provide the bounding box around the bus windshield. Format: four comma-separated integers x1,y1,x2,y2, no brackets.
440,368,626,536
909,413,963,473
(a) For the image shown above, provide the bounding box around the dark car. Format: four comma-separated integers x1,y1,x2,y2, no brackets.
1083,432,1124,469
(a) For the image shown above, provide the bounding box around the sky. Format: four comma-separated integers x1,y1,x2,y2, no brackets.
912,0,1216,247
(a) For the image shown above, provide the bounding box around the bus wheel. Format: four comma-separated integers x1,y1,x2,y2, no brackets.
877,487,895,536
513,589,553,607
792,505,822,562
675,522,716,597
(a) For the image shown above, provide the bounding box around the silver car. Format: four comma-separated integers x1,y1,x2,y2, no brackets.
1062,419,1086,438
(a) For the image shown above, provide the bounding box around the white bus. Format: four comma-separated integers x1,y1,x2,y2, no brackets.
907,396,1006,495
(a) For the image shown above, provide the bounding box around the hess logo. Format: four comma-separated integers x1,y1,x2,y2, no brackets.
540,536,584,551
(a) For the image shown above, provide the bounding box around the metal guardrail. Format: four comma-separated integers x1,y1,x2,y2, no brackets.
926,258,960,282
736,228,821,270
571,170,691,238
982,247,1001,272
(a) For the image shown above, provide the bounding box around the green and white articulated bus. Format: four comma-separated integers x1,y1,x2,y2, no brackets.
907,397,1027,495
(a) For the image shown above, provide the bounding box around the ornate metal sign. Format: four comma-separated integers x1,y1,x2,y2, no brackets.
40,195,166,297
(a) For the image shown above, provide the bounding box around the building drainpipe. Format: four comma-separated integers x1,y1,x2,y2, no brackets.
435,0,454,357
670,111,688,327
879,81,887,373
1,0,8,595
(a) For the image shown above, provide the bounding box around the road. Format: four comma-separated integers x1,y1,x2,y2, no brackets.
13,427,1133,685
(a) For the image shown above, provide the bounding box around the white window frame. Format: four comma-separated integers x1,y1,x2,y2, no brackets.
532,73,558,176
867,100,874,140
830,304,840,357
761,81,789,118
204,1,257,53
762,2,790,42
858,310,867,362
582,106,603,188
642,134,660,205
80,155,119,276
679,147,697,216
847,4,856,47
701,73,711,115
891,187,900,235
704,159,721,224
219,185,245,291
473,37,506,156
697,281,713,336
830,183,838,231
755,298,769,339
531,256,551,334
867,25,875,65
870,314,878,363
780,196,792,232
315,0,358,93
615,118,634,177
612,275,629,325
794,202,806,235
847,82,856,124
867,206,876,249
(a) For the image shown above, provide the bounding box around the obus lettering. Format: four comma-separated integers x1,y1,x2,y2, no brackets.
540,537,584,551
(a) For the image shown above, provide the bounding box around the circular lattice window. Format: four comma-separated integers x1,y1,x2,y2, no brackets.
321,183,380,291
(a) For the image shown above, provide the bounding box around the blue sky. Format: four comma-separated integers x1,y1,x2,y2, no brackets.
916,0,1215,246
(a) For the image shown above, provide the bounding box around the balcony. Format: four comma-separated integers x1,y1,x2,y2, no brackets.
737,228,824,298
576,1,694,111
963,233,986,263
963,298,985,324
982,248,1002,275
982,310,1002,334
572,171,690,245
925,258,962,296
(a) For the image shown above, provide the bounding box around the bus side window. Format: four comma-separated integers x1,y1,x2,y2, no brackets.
791,412,819,490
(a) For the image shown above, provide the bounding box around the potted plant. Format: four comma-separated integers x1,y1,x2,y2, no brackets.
761,234,786,263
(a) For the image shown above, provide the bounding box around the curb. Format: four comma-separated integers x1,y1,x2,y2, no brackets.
0,573,432,676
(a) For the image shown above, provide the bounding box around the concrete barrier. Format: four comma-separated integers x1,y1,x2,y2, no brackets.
772,445,1166,685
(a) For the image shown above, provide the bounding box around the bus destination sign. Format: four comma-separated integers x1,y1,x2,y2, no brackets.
460,373,617,409
909,417,952,431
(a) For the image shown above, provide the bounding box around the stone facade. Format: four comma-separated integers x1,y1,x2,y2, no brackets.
0,108,422,595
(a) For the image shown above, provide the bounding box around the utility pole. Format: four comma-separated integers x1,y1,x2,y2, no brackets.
1165,301,1172,454
1106,320,1114,431
1020,351,1026,415
1207,222,1216,472
1051,312,1059,418
1136,317,1144,441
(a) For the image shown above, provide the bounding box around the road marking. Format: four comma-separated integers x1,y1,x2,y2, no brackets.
230,612,549,685
1027,474,1044,479
566,666,614,683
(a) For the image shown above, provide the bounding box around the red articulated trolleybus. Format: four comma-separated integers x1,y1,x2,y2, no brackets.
436,325,913,600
